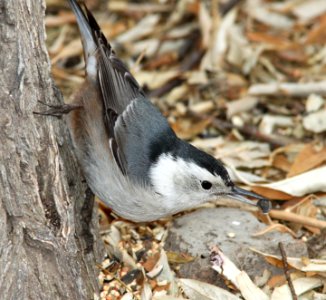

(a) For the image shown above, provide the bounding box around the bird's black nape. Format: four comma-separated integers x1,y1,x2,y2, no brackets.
174,141,233,187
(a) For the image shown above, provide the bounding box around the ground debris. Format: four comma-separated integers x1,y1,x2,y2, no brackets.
46,0,326,298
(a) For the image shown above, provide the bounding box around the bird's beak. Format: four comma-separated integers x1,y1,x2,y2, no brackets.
228,185,271,214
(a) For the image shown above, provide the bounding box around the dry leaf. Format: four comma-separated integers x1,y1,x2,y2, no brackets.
216,141,271,169
45,12,76,27
306,15,326,44
51,39,82,64
271,277,323,300
292,195,318,218
251,248,326,273
259,166,326,196
186,70,208,85
236,271,270,300
252,223,297,238
142,282,153,300
226,26,263,75
171,118,212,140
143,252,161,272
156,250,178,296
226,97,258,118
251,186,293,200
147,264,164,279
179,278,240,300
248,6,294,29
272,154,292,173
191,137,224,150
136,70,180,89
115,14,160,43
165,85,188,105
292,0,326,21
189,100,213,114
198,1,212,49
226,166,267,185
210,246,269,300
207,8,237,70
267,274,286,289
246,32,292,49
166,251,195,264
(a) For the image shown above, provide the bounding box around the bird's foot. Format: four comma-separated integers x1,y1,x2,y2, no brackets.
34,101,82,118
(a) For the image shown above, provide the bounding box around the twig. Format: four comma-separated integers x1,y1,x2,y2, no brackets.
248,81,326,97
149,33,203,97
269,209,326,229
108,2,173,14
131,49,147,74
213,119,297,148
278,242,297,300
216,203,326,229
149,78,183,98
189,111,297,148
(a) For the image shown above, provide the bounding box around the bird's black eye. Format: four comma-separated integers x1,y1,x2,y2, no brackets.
201,180,212,190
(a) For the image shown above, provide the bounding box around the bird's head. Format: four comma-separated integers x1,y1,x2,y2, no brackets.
149,146,270,214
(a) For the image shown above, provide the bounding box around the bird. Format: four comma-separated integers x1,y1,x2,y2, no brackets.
67,0,271,222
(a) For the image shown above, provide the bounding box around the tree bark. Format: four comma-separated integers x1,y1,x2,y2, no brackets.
0,1,104,299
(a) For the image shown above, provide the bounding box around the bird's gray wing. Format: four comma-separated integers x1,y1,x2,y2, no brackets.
96,47,148,176
113,97,177,185
97,45,145,115
71,3,177,182
94,33,177,183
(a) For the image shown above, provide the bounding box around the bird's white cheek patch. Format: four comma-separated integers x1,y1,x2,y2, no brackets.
149,153,231,213
149,154,219,197
149,154,177,199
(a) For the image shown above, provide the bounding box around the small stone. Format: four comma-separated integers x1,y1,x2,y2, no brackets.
232,221,241,226
306,94,324,113
303,110,326,133
231,115,244,127
165,208,308,286
227,232,236,238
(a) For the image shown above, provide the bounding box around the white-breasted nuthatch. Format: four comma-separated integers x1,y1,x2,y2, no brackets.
67,0,271,222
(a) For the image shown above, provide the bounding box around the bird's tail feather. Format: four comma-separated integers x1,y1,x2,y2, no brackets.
68,0,98,63
69,0,144,113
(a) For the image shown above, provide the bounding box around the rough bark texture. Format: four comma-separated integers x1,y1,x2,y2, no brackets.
0,1,104,299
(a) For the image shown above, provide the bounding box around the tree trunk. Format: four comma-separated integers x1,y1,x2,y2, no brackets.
0,1,104,299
